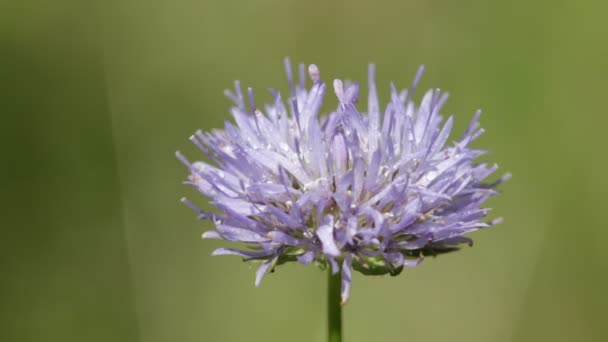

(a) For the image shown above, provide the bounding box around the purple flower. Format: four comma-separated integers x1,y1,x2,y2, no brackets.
178,58,509,303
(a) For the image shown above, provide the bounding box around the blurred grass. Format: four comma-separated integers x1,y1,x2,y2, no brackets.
2,0,608,341
0,3,138,341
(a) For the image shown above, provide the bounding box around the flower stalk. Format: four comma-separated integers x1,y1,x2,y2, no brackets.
328,269,342,342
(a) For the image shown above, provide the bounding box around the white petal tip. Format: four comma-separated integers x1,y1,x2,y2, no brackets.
333,79,344,100
308,64,320,82
201,231,219,239
254,274,264,287
491,217,504,225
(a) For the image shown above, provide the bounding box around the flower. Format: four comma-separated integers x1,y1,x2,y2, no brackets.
178,58,509,303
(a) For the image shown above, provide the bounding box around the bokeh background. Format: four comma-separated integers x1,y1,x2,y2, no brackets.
2,0,608,341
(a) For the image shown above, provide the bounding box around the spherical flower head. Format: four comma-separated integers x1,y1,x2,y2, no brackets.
178,58,509,304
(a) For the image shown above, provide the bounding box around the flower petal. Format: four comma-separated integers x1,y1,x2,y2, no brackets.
211,248,271,259
316,223,341,257
341,254,353,304
255,257,276,287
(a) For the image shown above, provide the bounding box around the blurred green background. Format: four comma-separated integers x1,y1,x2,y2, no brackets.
2,0,607,341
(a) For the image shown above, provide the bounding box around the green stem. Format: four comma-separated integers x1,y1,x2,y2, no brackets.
328,269,342,342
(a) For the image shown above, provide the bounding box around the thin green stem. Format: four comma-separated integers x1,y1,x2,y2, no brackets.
328,269,342,342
